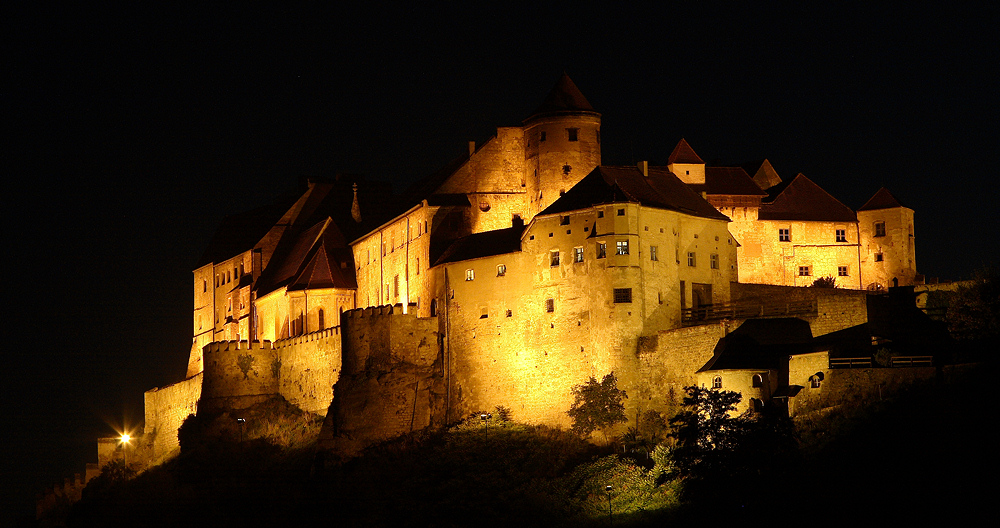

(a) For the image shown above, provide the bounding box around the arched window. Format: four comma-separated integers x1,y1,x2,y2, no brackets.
317,309,325,330
712,376,722,389
751,398,763,413
430,299,437,317
752,374,763,388
810,372,824,389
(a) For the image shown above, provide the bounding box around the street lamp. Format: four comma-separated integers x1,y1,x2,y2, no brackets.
237,418,246,443
605,485,613,526
480,412,492,440
120,433,131,468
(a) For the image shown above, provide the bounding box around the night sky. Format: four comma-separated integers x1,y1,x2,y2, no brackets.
4,6,997,523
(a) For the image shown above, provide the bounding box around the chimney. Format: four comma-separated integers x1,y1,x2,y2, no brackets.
637,161,648,177
468,141,476,156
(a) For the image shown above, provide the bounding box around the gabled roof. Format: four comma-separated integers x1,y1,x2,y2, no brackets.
539,165,729,220
288,237,357,291
434,224,524,266
758,173,858,222
687,167,769,197
698,318,815,372
667,138,704,164
255,219,354,296
858,187,909,211
525,73,598,121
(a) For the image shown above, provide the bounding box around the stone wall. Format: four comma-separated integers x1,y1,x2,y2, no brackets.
142,372,202,464
273,327,342,416
790,362,936,416
730,282,869,336
201,340,279,411
320,305,444,458
636,322,729,414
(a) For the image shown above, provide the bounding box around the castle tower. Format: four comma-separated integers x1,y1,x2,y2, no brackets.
667,138,706,185
523,73,601,218
857,188,917,289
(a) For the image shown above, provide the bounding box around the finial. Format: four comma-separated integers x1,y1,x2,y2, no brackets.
351,183,362,223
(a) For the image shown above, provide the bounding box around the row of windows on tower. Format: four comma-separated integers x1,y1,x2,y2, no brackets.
797,265,853,277
537,128,597,143
778,223,888,243
212,263,245,290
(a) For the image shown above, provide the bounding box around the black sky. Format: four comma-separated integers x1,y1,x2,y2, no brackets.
4,6,997,523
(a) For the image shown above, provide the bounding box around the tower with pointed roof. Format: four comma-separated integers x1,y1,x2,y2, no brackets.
857,188,916,290
522,73,602,218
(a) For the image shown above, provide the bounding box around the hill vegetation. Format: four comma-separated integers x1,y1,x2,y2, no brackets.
64,363,990,527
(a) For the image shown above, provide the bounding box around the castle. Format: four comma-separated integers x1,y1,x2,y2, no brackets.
85,74,943,474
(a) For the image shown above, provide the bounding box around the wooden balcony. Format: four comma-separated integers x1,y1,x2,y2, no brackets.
681,298,818,326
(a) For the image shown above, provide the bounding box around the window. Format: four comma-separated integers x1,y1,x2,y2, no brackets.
480,307,488,319
875,253,884,262
597,242,607,259
539,130,546,142
505,309,512,317
779,228,791,242
710,254,719,269
560,215,570,225
617,208,625,216
751,398,764,413
479,201,490,212
687,252,696,267
810,372,824,389
393,274,399,297
550,251,560,266
318,309,325,330
597,211,604,218
650,246,658,261
545,298,554,313
836,229,847,243
567,128,578,141
616,240,629,255
799,266,811,276
874,221,886,237
416,258,420,274
466,269,474,281
574,247,584,263
713,376,722,389
497,264,506,276
203,279,207,293
613,288,632,303
752,374,763,388
838,265,849,276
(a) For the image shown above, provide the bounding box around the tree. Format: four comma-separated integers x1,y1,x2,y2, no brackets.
811,276,837,288
667,386,798,507
567,373,628,438
947,265,1000,342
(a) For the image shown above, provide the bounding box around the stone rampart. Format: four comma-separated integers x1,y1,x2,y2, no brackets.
791,365,937,415
201,340,279,411
637,321,730,414
143,373,202,464
320,305,444,458
272,326,342,415
731,282,869,336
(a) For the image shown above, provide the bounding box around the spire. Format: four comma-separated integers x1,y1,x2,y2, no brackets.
858,187,908,211
750,159,782,190
525,73,598,121
667,138,704,164
351,183,362,223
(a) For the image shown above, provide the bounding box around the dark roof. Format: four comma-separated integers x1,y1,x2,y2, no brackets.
667,138,704,164
758,173,858,222
698,318,817,372
743,159,782,190
858,187,908,211
525,73,598,121
687,167,768,197
255,219,354,296
434,225,524,266
196,194,299,268
288,237,357,291
539,165,730,220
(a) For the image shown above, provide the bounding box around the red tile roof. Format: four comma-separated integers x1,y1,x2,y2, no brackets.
858,187,908,211
758,173,858,222
667,138,704,164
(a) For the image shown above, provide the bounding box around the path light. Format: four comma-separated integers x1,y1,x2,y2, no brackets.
605,485,613,526
480,413,492,440
120,433,131,467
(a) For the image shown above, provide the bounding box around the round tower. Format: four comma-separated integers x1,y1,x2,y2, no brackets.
523,74,601,219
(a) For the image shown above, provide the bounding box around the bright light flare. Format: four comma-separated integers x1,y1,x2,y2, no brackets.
121,433,131,444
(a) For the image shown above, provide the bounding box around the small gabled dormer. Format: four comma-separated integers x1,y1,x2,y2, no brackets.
667,138,705,185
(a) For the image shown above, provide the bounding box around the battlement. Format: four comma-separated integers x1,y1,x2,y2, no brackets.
203,339,275,355
273,325,341,348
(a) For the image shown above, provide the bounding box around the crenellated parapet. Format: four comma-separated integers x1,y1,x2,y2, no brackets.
201,340,281,411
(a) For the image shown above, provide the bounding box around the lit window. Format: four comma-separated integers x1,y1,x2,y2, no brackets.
497,264,506,276
550,251,560,266
687,252,696,267
779,228,790,242
545,298,554,313
567,128,578,141
616,240,629,255
710,254,719,269
574,247,584,263
613,288,632,303
799,266,811,276
874,221,886,237
713,376,722,389
838,266,849,276
810,372,824,389
597,242,606,259
466,269,474,281
650,246,658,261
836,229,847,243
